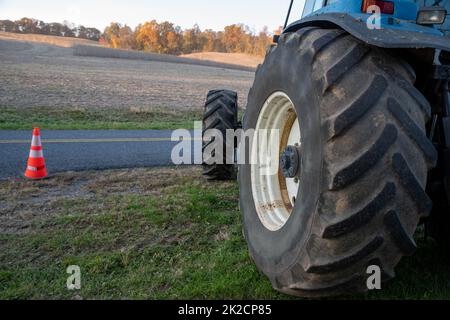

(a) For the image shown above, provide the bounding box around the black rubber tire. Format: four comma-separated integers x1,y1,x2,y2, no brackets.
202,89,238,180
239,28,437,297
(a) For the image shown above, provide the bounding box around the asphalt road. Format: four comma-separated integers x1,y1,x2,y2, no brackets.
0,130,199,179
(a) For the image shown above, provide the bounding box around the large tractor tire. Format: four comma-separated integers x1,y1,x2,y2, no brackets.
202,89,238,180
239,27,437,297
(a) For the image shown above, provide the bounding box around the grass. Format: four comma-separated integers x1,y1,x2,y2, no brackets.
0,167,449,299
0,107,202,130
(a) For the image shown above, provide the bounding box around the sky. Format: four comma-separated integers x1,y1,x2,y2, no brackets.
0,0,306,33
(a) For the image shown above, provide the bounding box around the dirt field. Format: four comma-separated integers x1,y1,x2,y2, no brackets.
0,35,254,112
74,46,256,72
181,52,262,68
0,31,100,48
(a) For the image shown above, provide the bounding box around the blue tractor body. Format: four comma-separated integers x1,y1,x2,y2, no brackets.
283,0,450,51
306,0,441,35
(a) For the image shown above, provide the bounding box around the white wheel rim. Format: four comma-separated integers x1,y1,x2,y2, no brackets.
251,91,301,232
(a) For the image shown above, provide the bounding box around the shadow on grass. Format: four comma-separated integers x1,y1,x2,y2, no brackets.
359,235,450,300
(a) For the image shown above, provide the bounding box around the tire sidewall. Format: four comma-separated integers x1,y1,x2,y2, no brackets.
239,35,324,275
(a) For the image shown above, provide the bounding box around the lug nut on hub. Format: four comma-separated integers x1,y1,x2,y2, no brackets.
280,145,302,178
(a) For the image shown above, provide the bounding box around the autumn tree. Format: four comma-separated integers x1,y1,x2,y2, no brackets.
73,25,101,41
104,23,136,48
254,26,272,56
118,25,136,49
223,24,249,53
62,21,75,37
77,25,88,39
47,22,64,36
135,20,162,52
0,20,17,32
182,24,202,53
200,29,215,52
15,18,39,33
87,28,101,41
165,26,183,54
103,22,121,48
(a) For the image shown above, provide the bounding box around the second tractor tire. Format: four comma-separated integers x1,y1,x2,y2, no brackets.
202,89,238,180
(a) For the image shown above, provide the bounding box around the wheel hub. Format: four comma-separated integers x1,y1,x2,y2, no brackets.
280,145,301,178
250,91,301,231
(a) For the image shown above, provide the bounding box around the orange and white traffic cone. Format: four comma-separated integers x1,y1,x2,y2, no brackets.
24,128,48,179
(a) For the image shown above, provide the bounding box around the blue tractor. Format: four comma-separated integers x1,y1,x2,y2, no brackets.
202,0,450,296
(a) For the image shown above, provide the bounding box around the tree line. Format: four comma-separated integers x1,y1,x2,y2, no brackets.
0,17,276,56
102,21,274,56
0,18,101,41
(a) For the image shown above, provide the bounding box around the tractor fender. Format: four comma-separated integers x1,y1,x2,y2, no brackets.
284,13,450,52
